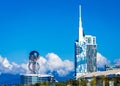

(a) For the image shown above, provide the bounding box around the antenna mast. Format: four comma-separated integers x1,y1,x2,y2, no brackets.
78,5,84,42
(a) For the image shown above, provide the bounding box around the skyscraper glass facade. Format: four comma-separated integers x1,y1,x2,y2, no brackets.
75,35,97,78
75,40,87,77
86,35,97,73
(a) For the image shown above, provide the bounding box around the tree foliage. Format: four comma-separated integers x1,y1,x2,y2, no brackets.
2,84,6,86
79,78,87,86
54,81,66,86
90,76,96,86
116,75,120,86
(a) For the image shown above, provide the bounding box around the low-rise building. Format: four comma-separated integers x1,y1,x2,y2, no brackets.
77,69,120,86
105,65,120,71
20,74,54,85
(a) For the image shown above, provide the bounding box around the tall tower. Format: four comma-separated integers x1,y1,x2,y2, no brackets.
75,5,97,79
75,5,87,78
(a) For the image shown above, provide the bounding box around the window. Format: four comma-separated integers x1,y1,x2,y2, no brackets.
87,37,91,44
93,38,96,44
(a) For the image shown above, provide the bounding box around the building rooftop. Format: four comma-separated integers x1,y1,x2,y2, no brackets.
77,69,120,79
20,74,54,77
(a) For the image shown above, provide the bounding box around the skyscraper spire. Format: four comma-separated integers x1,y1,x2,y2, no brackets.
78,5,84,42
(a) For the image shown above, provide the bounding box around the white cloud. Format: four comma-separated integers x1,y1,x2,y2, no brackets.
12,62,20,68
2,58,13,70
46,53,63,71
38,56,48,74
0,52,114,76
114,58,120,65
46,53,74,76
0,55,4,62
97,52,110,68
36,53,74,76
0,53,74,76
0,55,27,74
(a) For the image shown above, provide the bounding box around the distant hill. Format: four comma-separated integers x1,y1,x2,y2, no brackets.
51,71,74,82
0,73,20,85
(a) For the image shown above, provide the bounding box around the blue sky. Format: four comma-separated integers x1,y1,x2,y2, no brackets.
0,0,120,64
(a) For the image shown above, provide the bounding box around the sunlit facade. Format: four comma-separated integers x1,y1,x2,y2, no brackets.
75,35,97,77
75,40,87,77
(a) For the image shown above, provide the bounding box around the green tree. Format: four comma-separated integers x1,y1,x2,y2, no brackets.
66,79,80,86
39,82,45,86
90,76,96,86
99,75,109,86
34,83,39,86
100,75,106,86
116,75,120,86
2,84,6,86
46,81,50,86
71,80,79,86
79,78,87,86
54,81,66,86
28,84,33,86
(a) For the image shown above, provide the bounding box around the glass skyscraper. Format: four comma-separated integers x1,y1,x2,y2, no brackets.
75,6,97,79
